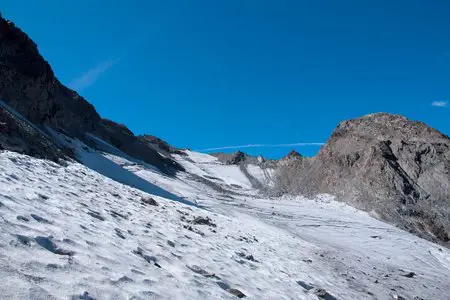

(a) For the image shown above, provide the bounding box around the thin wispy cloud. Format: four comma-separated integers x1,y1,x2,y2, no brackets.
198,142,324,152
431,101,448,108
69,59,120,92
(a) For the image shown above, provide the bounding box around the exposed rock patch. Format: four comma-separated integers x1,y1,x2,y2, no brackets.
138,134,185,156
0,103,68,162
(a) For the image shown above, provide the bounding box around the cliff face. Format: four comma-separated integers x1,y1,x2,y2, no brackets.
274,113,450,244
0,102,67,162
0,16,183,174
0,18,101,134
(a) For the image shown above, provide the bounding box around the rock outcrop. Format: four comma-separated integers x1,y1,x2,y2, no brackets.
211,151,249,165
0,102,67,162
282,150,303,161
274,113,450,244
0,17,100,135
138,134,184,156
92,119,183,174
0,16,182,174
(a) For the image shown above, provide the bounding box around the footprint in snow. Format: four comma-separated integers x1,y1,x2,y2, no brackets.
131,269,146,275
110,210,127,219
35,236,75,256
36,193,49,200
71,291,95,300
14,234,33,246
87,210,105,221
187,265,246,298
187,265,219,279
111,275,134,284
236,252,259,262
296,280,337,300
133,247,162,268
216,281,246,298
30,213,52,224
227,288,246,298
400,271,416,278
296,280,314,291
16,215,30,222
114,228,126,239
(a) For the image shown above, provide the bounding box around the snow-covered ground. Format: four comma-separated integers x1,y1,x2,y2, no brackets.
0,144,449,299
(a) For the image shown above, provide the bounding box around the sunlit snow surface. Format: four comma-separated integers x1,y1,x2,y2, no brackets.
0,148,449,299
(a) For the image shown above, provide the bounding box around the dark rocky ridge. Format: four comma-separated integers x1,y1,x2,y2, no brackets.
274,113,450,245
138,134,185,156
283,150,302,160
0,16,183,174
212,151,250,165
0,17,100,134
0,103,67,162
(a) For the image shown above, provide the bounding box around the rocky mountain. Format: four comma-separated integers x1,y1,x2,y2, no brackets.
0,16,182,174
273,113,450,244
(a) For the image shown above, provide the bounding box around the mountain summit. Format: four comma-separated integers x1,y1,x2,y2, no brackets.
274,113,450,243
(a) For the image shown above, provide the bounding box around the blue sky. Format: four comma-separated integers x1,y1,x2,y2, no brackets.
2,1,449,158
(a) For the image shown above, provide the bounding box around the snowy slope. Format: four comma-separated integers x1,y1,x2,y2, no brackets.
246,164,275,187
176,151,254,189
0,147,449,300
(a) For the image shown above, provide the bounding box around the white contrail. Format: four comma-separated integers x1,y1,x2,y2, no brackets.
69,58,120,92
198,142,324,152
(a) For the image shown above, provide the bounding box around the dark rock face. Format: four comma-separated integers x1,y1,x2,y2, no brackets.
0,104,67,162
212,151,250,165
138,134,184,156
275,113,450,244
92,119,184,174
0,16,182,174
212,151,278,169
282,150,303,160
0,18,100,135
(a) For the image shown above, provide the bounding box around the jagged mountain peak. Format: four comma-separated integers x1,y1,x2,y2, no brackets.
281,150,303,160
